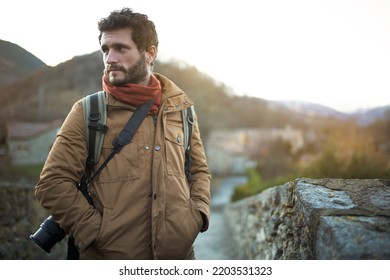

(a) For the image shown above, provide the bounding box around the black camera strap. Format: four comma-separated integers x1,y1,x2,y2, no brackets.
68,97,155,260
77,97,155,195
87,97,154,185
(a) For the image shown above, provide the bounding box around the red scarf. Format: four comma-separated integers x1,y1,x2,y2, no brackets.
102,74,162,115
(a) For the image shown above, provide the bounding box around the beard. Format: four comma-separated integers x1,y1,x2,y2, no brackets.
107,53,149,86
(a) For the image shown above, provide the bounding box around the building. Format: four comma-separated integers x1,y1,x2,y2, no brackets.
6,119,63,166
206,126,304,175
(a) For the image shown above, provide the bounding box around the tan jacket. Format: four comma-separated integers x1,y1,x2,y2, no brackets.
35,73,211,259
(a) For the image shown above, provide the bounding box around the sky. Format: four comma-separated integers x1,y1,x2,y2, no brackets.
1,0,390,113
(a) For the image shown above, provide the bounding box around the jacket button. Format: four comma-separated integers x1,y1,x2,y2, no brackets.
144,146,150,150
154,145,161,151
175,104,180,109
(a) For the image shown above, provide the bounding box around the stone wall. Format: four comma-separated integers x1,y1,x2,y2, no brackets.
0,182,67,259
2,178,390,259
224,178,390,259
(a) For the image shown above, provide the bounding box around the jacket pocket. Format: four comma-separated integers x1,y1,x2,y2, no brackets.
160,198,202,259
165,125,185,177
188,198,203,232
97,141,141,182
93,207,111,250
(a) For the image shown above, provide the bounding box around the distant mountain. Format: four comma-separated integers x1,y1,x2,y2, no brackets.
269,100,390,125
351,106,390,125
0,40,388,137
271,100,349,119
0,50,104,121
0,47,272,138
0,39,46,86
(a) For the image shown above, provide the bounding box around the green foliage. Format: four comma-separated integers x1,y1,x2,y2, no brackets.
257,175,297,191
301,148,390,179
299,119,390,179
12,164,43,178
303,146,343,178
346,153,386,178
231,168,260,201
231,167,296,202
231,116,390,202
256,137,297,181
231,168,264,201
231,183,254,202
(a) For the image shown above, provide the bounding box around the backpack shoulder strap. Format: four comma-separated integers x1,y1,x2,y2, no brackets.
82,91,107,171
182,105,195,183
182,105,195,153
68,91,107,261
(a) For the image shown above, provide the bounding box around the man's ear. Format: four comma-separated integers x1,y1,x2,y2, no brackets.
146,45,157,64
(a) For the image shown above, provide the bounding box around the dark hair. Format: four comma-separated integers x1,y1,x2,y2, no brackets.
98,7,159,52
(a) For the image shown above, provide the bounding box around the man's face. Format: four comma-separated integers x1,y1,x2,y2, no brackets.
100,28,149,85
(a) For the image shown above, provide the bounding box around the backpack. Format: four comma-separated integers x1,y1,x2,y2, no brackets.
81,91,195,182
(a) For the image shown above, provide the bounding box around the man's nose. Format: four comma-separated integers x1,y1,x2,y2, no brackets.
105,50,119,64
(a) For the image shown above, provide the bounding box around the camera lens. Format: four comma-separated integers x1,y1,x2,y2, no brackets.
30,216,66,253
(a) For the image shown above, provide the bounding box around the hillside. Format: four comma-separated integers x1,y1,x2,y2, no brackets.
0,39,46,86
0,51,103,122
1,40,388,139
272,100,349,119
351,106,390,125
1,41,390,207
0,48,293,137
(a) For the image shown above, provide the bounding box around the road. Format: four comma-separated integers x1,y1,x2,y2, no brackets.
194,176,247,260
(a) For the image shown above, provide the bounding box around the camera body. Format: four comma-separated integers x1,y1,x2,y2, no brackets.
30,215,66,253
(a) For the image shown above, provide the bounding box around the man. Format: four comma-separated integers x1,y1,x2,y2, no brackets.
34,7,211,260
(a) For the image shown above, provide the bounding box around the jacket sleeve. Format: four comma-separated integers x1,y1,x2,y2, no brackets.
34,100,102,251
189,110,211,232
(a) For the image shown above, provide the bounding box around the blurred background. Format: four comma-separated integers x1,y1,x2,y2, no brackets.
1,41,389,201
1,0,389,259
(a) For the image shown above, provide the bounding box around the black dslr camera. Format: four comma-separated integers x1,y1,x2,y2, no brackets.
30,215,66,253
31,177,92,253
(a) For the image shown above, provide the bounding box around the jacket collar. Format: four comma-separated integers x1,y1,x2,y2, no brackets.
154,72,193,112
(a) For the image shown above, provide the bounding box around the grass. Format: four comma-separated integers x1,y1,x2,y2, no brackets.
10,164,43,178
